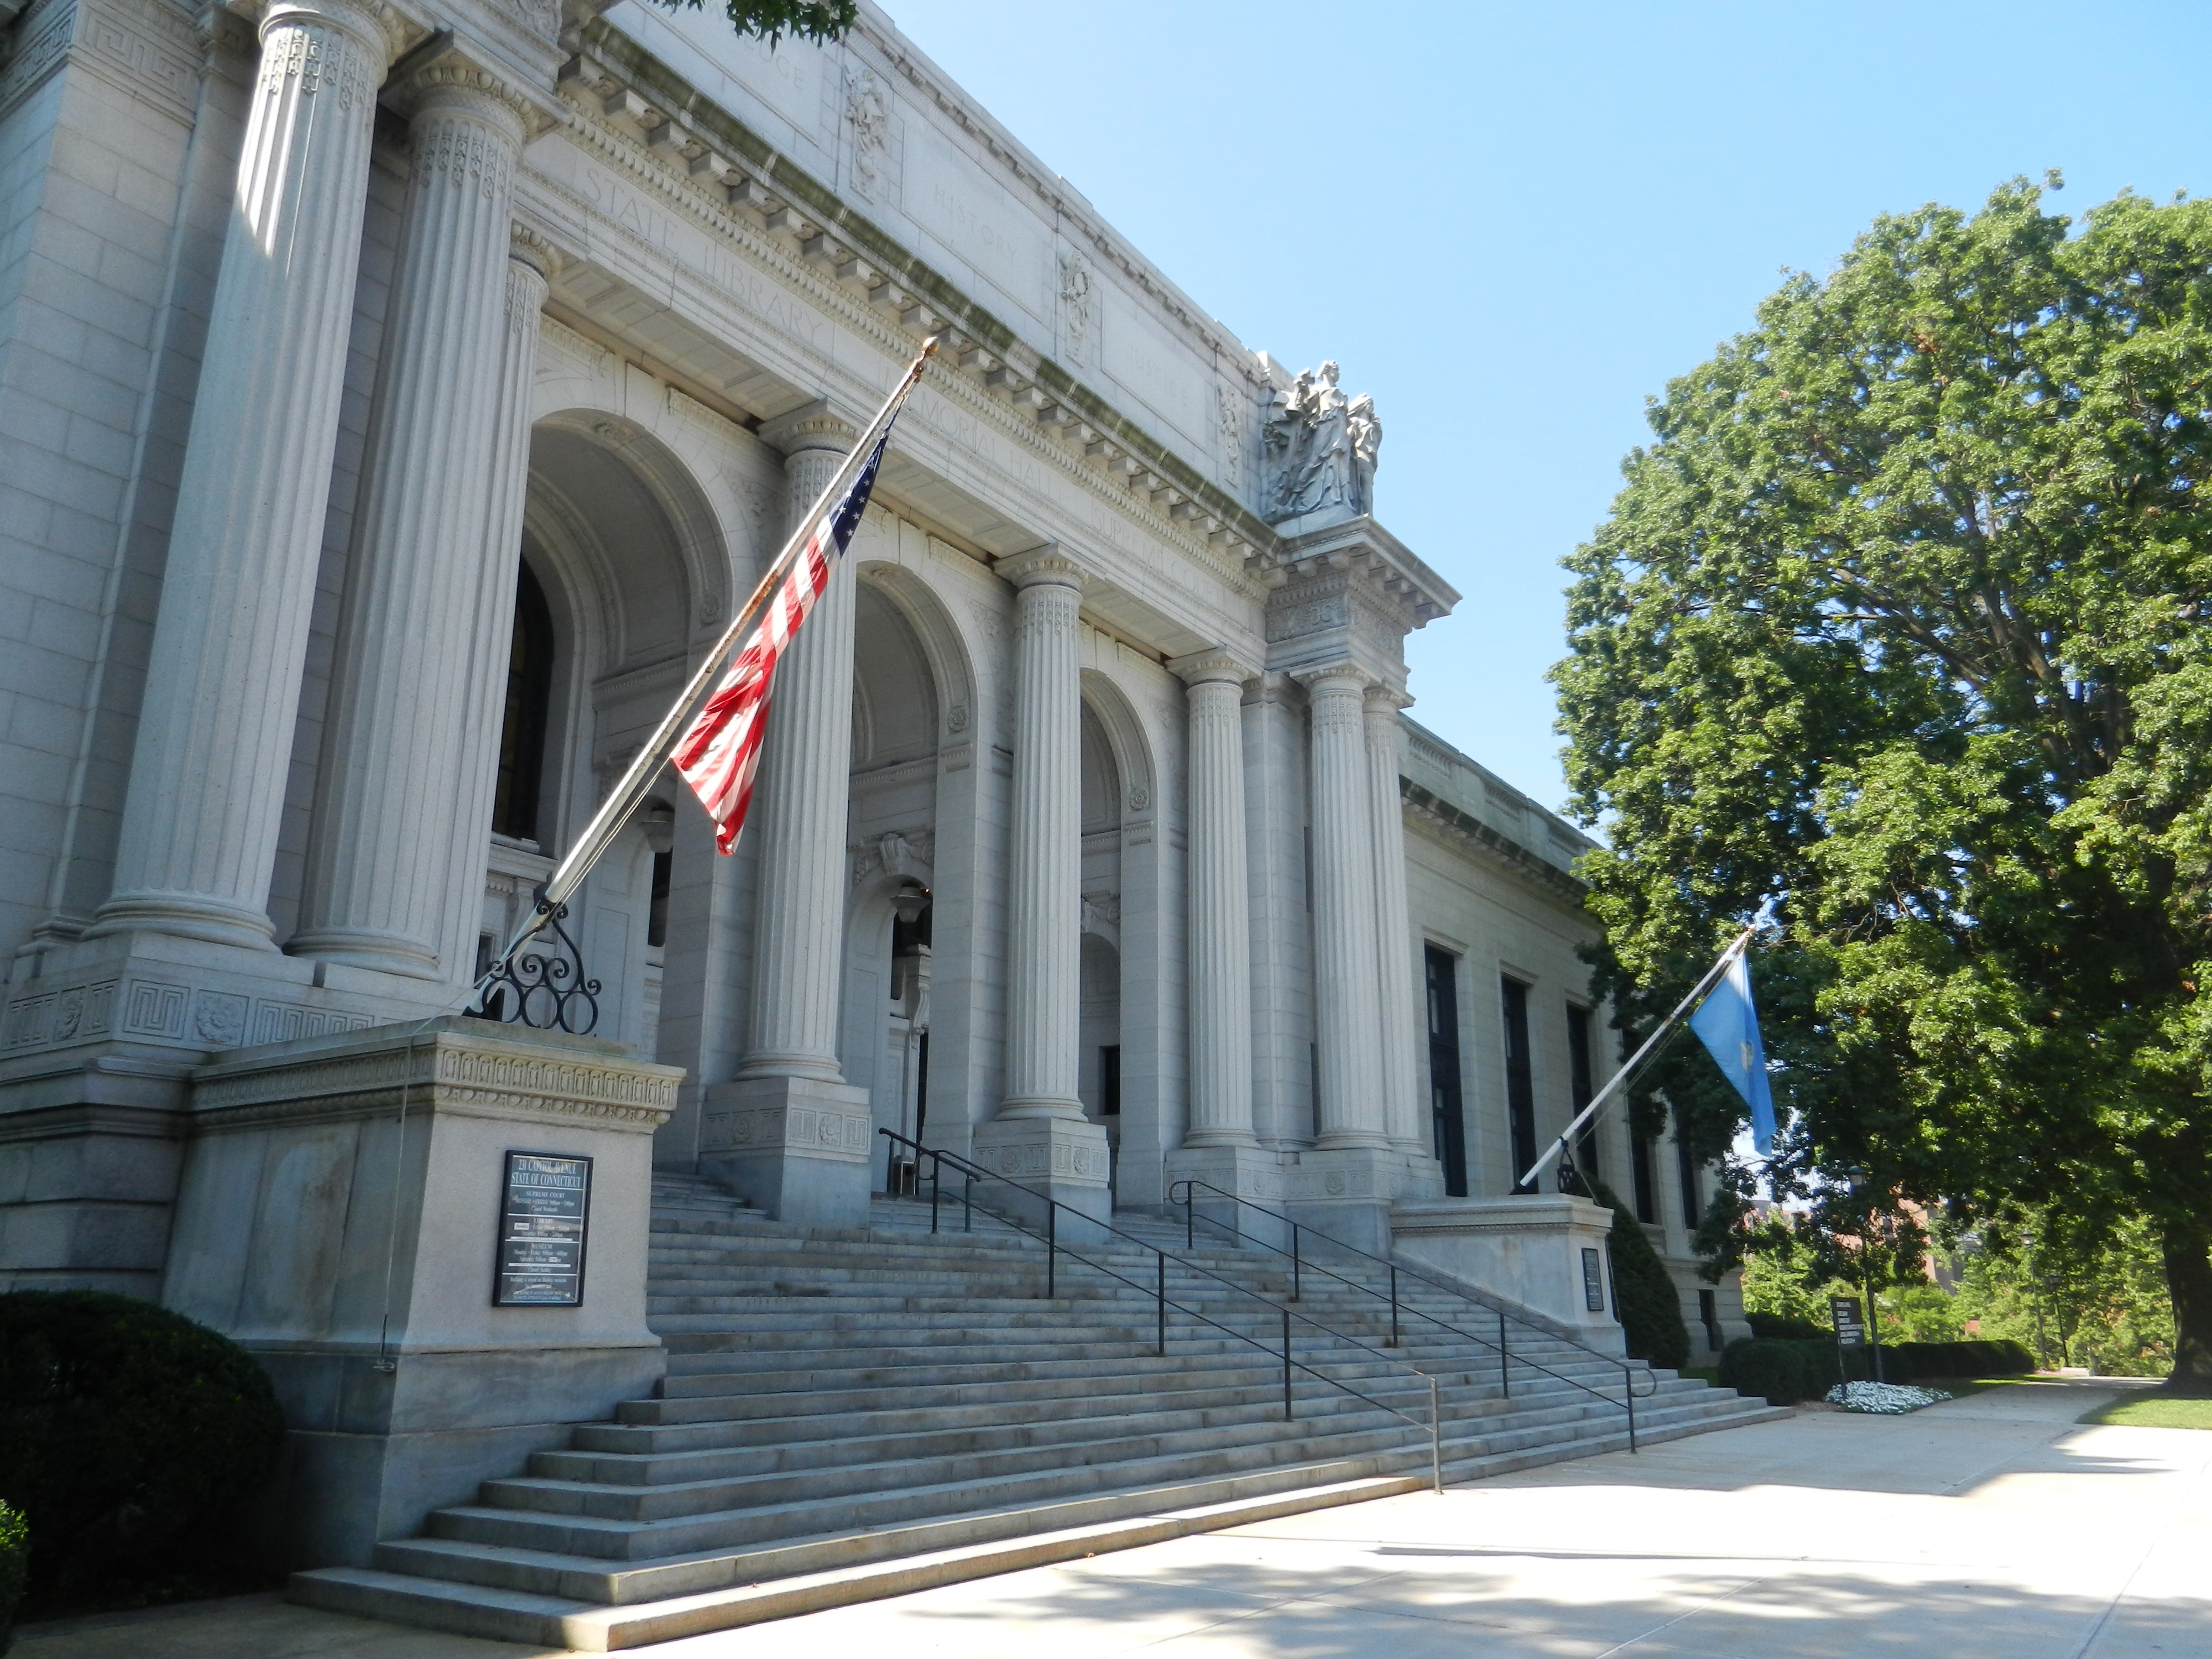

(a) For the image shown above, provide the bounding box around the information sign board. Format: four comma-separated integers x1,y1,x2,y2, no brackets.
1582,1246,1606,1312
494,1151,592,1306
1830,1294,1866,1347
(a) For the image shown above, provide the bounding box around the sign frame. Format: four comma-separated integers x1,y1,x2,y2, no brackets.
1830,1293,1866,1348
493,1150,593,1308
1581,1246,1607,1312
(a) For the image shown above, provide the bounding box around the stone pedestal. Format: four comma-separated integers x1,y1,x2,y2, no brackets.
1162,1141,1287,1250
1,930,459,1294
1390,1194,1626,1353
698,1073,873,1228
969,1113,1111,1244
160,1016,680,1568
1282,1144,1437,1256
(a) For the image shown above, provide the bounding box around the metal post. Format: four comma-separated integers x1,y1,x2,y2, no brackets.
1389,1265,1400,1347
1156,1250,1166,1357
962,1171,972,1233
1047,1203,1057,1300
1499,1307,1510,1399
1428,1374,1442,1494
1281,1310,1293,1421
1185,1185,1194,1250
929,1152,940,1234
1626,1375,1639,1453
1291,1224,1301,1301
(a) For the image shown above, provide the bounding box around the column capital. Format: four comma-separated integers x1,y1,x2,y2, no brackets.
1167,645,1261,688
1291,661,1377,696
760,399,860,458
1363,681,1413,714
509,220,561,278
997,544,1087,592
257,0,414,67
390,55,536,137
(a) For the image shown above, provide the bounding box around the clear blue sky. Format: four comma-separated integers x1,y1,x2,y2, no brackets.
877,0,2211,813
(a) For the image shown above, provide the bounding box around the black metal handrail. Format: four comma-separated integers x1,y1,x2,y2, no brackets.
880,1130,1442,1492
1167,1178,1655,1449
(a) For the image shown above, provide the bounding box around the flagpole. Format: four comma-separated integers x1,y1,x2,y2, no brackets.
1516,920,1759,1193
475,336,940,1000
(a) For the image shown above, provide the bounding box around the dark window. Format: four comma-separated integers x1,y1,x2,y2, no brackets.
1502,976,1537,1194
1567,1003,1599,1182
1675,1115,1703,1232
1099,1045,1121,1116
645,849,672,948
1630,1126,1658,1224
492,562,555,842
1425,946,1468,1197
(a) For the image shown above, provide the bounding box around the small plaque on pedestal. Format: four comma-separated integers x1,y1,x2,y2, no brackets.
494,1151,592,1306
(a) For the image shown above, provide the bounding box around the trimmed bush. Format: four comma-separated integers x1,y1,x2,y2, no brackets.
1720,1335,2035,1404
1745,1311,1829,1342
1575,1176,1690,1371
0,1292,284,1606
0,1501,25,1657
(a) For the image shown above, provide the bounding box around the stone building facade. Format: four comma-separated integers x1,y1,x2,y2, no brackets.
0,0,1743,1349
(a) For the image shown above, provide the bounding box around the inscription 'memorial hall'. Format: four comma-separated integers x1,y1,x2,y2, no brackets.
0,0,1747,1588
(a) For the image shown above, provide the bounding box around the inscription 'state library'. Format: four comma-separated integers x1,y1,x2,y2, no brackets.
0,0,1762,1637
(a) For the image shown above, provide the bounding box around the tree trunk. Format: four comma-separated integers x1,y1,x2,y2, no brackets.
2161,1217,2212,1395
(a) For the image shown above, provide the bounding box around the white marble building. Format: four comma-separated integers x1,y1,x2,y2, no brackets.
0,0,1740,1341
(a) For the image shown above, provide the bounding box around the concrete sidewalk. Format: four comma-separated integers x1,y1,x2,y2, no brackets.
19,1378,2209,1658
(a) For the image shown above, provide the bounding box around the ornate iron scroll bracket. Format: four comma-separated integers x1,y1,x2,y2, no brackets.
472,886,601,1035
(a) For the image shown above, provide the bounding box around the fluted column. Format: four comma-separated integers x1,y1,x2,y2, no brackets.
1300,665,1389,1149
434,229,550,987
291,67,530,974
698,406,875,1228
89,0,397,950
737,409,861,1083
1174,650,1258,1147
1366,685,1426,1155
998,550,1087,1119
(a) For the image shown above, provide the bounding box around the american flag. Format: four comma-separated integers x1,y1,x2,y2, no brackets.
673,432,889,853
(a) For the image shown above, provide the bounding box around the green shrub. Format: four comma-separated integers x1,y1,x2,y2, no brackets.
1746,1311,1829,1342
1720,1335,2033,1403
0,1501,25,1657
1574,1176,1690,1371
0,1292,284,1607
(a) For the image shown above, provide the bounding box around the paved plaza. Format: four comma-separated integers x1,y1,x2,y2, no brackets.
18,1378,2206,1659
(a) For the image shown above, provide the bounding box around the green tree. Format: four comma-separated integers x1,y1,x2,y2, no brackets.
650,0,855,45
1554,177,2212,1394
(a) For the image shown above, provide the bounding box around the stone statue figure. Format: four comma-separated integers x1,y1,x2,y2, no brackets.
1260,359,1380,523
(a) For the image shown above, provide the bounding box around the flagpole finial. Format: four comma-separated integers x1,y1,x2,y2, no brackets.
920,334,942,358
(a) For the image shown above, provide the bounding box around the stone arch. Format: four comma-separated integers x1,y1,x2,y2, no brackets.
1078,670,1157,827
855,557,978,753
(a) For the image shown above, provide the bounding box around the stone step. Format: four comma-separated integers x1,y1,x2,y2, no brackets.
293,1472,1422,1650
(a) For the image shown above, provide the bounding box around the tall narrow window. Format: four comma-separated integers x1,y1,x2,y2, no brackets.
1630,1126,1658,1223
1425,946,1467,1197
1501,976,1537,1194
1675,1113,1703,1233
492,562,554,842
1566,1003,1599,1183
645,849,672,948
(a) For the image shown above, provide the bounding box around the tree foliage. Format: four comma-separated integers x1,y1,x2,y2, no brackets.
648,0,855,46
1554,178,2212,1392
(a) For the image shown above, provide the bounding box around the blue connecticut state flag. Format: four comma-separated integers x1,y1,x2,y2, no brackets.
1687,952,1776,1155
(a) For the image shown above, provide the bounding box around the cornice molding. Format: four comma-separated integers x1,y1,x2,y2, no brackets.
1401,778,1587,904
552,22,1283,592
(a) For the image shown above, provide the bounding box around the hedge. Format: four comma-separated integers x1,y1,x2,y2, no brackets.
0,1292,285,1606
0,1501,24,1657
1719,1337,2037,1404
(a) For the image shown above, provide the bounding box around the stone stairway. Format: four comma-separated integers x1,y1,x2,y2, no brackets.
293,1181,1783,1650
